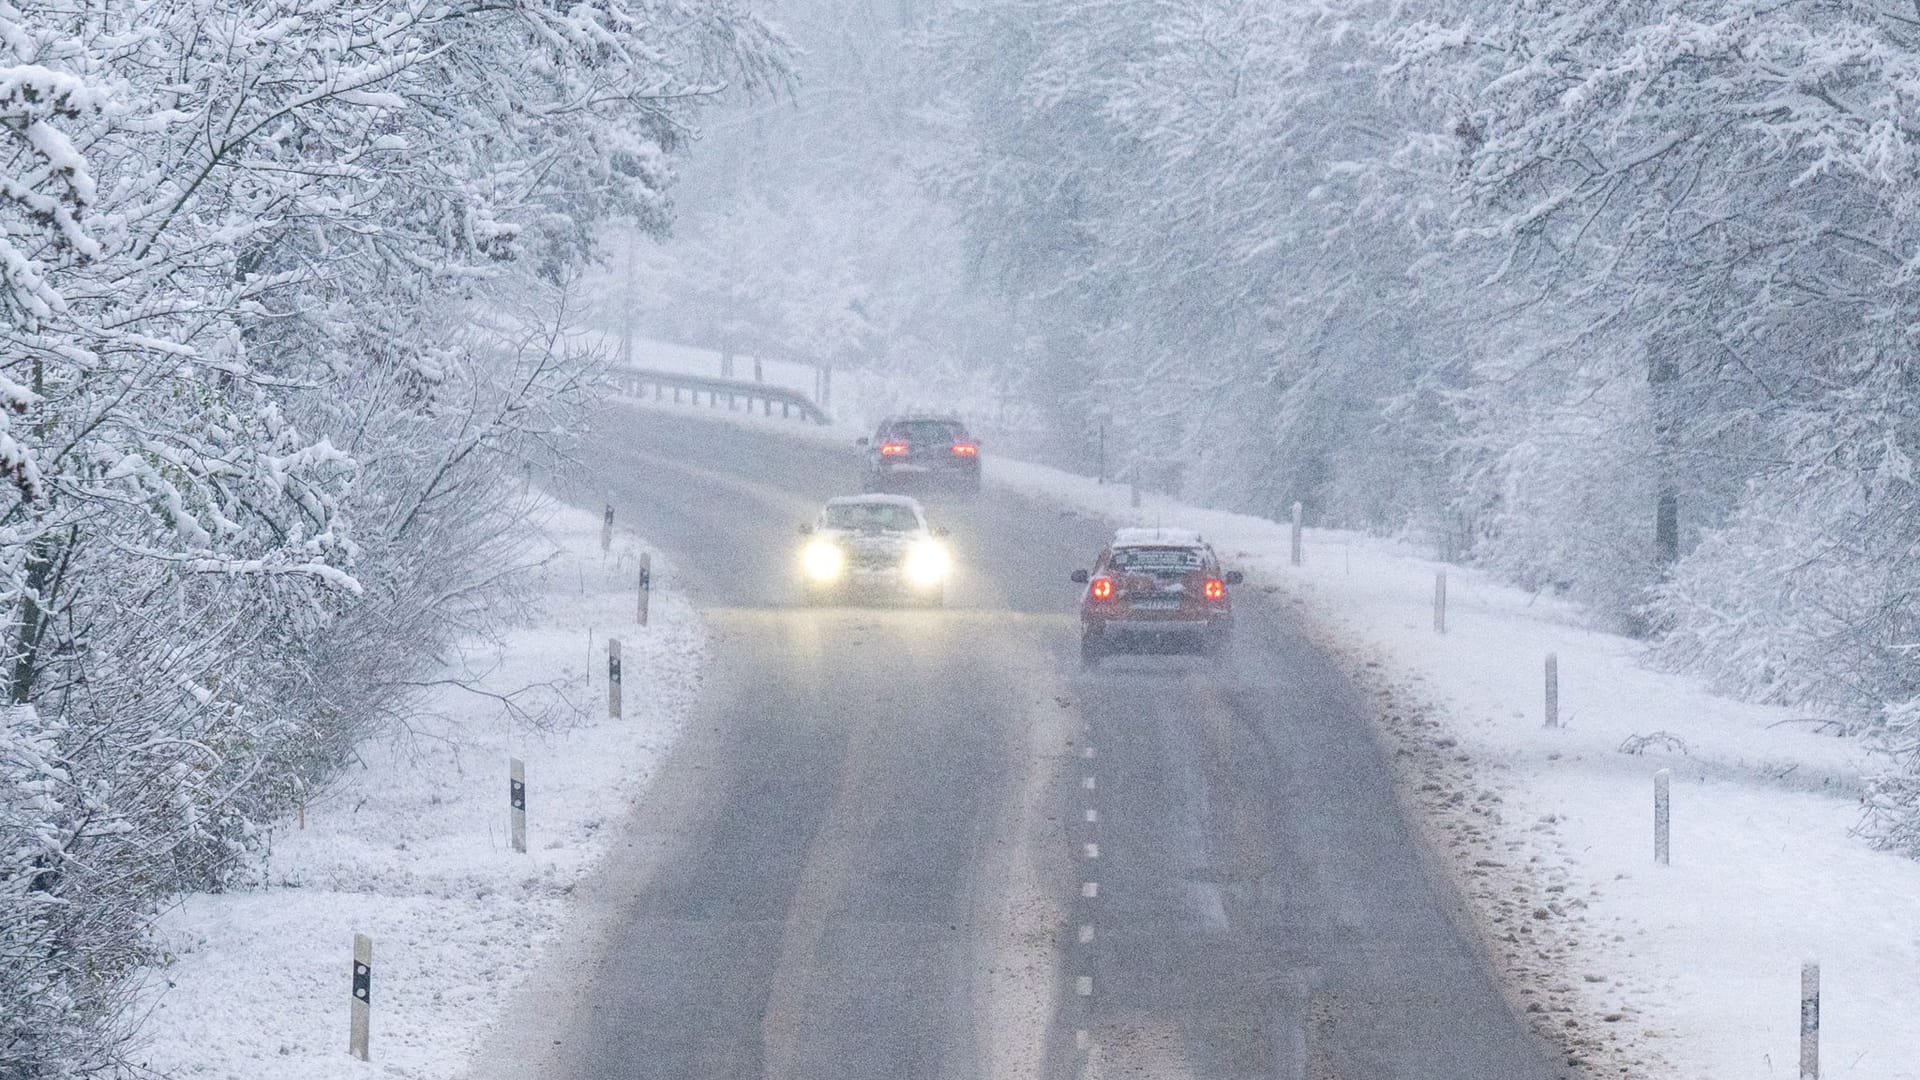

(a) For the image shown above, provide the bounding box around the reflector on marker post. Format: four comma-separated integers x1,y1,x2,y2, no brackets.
510,758,527,854
349,933,372,1060
1800,961,1819,1078
608,638,622,719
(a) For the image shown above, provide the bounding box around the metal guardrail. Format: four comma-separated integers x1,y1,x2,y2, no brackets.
609,365,830,425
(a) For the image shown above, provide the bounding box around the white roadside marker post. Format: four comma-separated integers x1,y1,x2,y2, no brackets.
1654,768,1671,866
509,758,527,854
608,638,623,719
1800,961,1820,1079
637,553,652,627
1290,501,1303,566
349,934,372,1061
1545,652,1559,728
1433,570,1447,634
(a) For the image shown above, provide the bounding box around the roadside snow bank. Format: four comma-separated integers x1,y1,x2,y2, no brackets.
989,457,1920,1080
129,498,704,1080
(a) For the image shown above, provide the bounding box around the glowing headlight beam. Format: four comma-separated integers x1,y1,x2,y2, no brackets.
904,540,951,587
802,540,846,582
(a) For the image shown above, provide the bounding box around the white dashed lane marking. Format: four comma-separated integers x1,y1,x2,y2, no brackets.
1075,743,1098,1046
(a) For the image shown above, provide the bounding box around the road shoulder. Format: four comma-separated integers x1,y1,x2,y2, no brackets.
129,497,705,1080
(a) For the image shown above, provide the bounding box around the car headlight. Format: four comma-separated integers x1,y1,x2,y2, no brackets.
802,540,846,582
904,540,951,586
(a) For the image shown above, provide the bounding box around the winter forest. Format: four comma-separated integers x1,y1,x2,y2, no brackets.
623,0,1920,857
7,0,1920,1075
0,2,782,1074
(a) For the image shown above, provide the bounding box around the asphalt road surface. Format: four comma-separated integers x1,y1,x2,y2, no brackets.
483,403,1563,1080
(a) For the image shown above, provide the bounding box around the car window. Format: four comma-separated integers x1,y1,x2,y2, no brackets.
1108,546,1204,572
823,503,921,531
886,419,966,444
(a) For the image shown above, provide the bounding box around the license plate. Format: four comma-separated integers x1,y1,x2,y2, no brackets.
1129,597,1181,611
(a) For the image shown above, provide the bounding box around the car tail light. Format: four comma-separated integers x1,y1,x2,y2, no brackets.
1204,578,1226,601
879,441,909,456
951,442,978,457
1090,576,1115,601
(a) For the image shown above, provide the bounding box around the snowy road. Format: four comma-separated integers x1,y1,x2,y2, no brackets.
491,405,1563,1080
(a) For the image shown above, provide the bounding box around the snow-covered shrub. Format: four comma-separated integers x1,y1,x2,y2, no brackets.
1651,371,1920,848
1458,368,1664,631
0,3,786,1075
1865,700,1920,858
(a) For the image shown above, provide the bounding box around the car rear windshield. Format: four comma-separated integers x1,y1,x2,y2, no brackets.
1109,546,1204,572
823,503,921,531
886,420,967,444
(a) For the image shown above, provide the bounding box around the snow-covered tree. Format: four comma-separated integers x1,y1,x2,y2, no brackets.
0,3,784,1074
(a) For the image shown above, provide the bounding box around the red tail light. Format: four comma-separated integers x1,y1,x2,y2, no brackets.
1204,578,1226,601
879,441,909,456
1090,577,1115,601
951,442,978,457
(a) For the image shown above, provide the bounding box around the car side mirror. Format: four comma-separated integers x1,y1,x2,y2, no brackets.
855,436,870,447
1070,569,1089,584
1225,570,1244,585
799,523,814,535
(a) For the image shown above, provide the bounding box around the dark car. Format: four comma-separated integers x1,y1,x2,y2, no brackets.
858,416,981,495
1071,528,1242,665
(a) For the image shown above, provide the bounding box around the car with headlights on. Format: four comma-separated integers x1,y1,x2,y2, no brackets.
798,494,953,606
1070,528,1242,664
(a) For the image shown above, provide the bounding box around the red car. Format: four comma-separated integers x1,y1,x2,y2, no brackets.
1071,528,1243,665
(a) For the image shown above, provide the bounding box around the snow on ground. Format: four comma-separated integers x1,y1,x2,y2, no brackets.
986,456,1920,1080
128,498,705,1080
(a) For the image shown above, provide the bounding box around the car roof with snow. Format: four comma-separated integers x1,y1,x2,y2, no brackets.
1111,526,1205,548
825,493,925,510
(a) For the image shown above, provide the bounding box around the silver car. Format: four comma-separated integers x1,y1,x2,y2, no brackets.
797,494,953,606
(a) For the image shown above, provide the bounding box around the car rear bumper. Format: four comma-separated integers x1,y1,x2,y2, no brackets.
869,461,979,482
1084,614,1230,635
